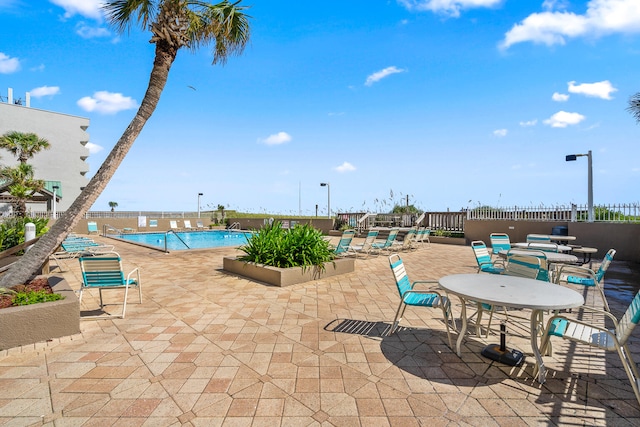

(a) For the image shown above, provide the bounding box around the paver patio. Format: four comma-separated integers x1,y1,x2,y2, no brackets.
1,237,639,426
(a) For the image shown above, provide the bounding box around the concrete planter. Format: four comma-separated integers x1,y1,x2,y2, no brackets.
223,256,355,287
0,276,80,350
429,236,466,246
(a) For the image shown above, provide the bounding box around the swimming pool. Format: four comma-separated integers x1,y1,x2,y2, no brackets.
111,230,252,251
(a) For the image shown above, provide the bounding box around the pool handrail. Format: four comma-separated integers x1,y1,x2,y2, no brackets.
228,222,241,230
164,230,190,252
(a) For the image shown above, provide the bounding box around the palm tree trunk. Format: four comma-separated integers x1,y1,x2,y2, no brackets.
0,43,178,287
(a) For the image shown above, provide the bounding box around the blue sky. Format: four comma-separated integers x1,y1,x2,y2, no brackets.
1,0,640,215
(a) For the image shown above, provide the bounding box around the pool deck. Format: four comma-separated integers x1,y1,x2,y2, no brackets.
1,237,639,425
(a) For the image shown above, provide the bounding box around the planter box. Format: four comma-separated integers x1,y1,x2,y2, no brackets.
0,276,80,350
223,256,355,287
429,236,466,246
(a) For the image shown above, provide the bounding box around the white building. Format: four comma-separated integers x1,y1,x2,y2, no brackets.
0,88,90,214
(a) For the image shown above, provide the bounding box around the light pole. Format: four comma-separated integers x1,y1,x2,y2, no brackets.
52,185,59,219
565,150,593,222
197,193,203,218
320,182,330,218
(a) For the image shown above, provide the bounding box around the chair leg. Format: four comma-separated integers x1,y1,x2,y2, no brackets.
121,284,129,319
387,302,406,336
441,300,454,348
597,283,611,312
617,344,640,407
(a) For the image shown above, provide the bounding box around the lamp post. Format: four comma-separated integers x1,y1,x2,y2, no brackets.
52,185,59,219
320,182,330,218
197,193,203,218
565,150,593,222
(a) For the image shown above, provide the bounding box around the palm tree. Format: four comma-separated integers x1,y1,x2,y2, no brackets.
0,163,45,217
109,201,118,212
0,0,251,287
0,131,50,164
628,93,640,123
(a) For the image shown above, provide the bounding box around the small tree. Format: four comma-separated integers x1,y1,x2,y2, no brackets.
0,163,45,217
0,131,50,164
628,92,640,123
109,201,118,212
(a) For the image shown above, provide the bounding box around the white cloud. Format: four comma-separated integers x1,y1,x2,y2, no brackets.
76,23,110,39
258,131,292,146
552,92,569,102
85,142,103,154
397,0,502,18
501,0,640,49
519,119,538,126
568,80,617,100
493,129,508,137
365,66,406,86
30,86,60,98
543,110,586,128
335,162,356,173
77,91,138,114
50,0,104,21
0,52,20,73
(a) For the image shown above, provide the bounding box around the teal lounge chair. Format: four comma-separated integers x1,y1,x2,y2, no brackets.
540,287,640,408
333,229,355,257
489,233,511,255
349,229,379,258
386,254,454,347
555,248,615,311
87,221,98,235
372,228,399,253
79,255,142,318
471,240,505,274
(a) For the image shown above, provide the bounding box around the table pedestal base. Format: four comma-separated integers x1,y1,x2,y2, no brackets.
480,322,526,367
481,344,525,366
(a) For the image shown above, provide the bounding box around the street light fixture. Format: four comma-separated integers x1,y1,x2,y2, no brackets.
565,150,593,222
320,182,330,218
52,185,59,219
197,193,203,218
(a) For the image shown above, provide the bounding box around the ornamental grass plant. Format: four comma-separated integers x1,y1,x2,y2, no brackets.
239,222,335,269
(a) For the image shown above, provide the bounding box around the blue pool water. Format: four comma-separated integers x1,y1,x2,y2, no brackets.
112,230,252,251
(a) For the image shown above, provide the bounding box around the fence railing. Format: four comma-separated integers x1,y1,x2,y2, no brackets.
467,203,640,223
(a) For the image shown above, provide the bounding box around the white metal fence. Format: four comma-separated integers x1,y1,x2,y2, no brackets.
466,203,640,223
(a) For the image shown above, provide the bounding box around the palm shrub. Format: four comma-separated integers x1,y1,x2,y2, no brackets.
239,222,335,269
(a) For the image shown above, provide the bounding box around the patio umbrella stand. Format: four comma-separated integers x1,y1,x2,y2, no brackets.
480,321,525,366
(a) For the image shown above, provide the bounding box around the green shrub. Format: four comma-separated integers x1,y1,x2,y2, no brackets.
0,217,49,252
239,222,335,269
11,290,63,306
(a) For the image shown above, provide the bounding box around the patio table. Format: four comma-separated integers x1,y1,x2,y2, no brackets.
438,273,584,383
513,242,572,252
548,235,576,241
498,249,578,264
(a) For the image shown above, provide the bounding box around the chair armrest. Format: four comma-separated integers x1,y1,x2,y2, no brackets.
545,314,613,336
127,267,141,284
555,264,596,283
410,280,440,290
564,304,619,327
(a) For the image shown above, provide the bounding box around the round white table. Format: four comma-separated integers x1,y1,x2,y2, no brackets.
438,273,584,383
513,242,572,252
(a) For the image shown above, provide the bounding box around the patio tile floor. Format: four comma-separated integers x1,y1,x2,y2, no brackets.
1,237,639,425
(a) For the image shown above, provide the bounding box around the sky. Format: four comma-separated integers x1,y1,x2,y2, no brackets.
1,0,640,216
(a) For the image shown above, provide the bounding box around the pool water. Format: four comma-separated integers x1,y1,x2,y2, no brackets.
112,230,252,251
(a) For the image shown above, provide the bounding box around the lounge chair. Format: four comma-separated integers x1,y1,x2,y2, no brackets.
555,249,615,311
332,229,356,257
489,233,511,255
87,221,98,235
526,234,551,244
169,220,179,230
183,220,193,230
540,287,640,407
471,240,505,274
349,229,379,258
196,221,205,229
386,254,455,347
78,255,142,319
50,239,116,272
371,228,399,253
391,228,417,252
149,219,158,228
